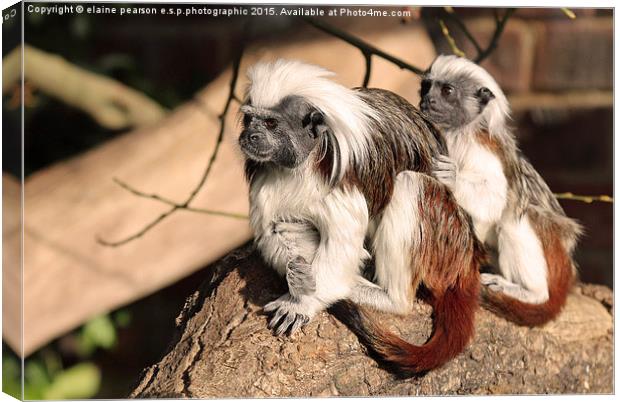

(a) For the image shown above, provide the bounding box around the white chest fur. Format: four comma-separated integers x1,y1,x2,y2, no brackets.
249,168,328,231
445,134,508,243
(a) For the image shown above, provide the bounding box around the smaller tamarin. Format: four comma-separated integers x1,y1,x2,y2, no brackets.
238,59,485,374
419,55,582,326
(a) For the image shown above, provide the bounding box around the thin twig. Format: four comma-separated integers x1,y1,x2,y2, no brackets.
474,8,515,63
561,8,576,19
302,17,425,76
440,8,482,55
97,206,178,247
112,177,179,208
97,47,245,247
554,193,613,204
362,51,372,87
112,177,248,219
439,19,466,57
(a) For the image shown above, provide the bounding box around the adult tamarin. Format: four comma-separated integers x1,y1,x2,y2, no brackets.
419,55,582,326
238,59,485,375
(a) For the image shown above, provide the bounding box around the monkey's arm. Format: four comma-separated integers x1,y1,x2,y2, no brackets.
272,220,319,297
432,154,458,189
264,189,369,335
434,154,507,237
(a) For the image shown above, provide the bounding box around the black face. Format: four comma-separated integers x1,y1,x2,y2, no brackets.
238,96,327,168
419,76,495,130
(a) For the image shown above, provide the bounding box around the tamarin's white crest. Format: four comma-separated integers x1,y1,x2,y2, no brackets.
421,55,582,326
239,58,485,375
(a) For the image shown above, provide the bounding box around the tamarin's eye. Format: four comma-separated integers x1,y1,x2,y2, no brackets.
441,84,454,97
264,118,278,130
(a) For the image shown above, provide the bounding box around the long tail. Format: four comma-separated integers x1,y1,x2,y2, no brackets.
482,229,574,327
329,273,479,376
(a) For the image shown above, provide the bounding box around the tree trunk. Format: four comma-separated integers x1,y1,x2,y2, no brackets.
130,244,613,397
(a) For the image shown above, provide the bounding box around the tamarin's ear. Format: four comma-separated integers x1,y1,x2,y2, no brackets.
303,110,328,138
476,87,495,106
310,110,325,126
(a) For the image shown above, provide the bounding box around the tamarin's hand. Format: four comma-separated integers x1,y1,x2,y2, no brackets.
432,154,458,189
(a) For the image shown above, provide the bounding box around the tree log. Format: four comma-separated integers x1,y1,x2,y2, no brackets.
130,245,613,397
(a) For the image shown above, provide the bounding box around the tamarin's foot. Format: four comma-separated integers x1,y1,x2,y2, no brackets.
263,293,319,336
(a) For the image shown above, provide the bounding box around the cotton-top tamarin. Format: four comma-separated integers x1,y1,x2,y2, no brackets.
238,59,485,374
420,55,582,326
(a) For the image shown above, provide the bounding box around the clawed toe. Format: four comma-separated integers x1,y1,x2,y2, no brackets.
268,310,310,336
263,294,313,336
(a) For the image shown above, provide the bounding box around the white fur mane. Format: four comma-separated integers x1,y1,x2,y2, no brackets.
428,55,511,137
246,59,378,183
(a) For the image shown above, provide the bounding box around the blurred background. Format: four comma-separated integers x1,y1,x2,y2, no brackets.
2,4,613,398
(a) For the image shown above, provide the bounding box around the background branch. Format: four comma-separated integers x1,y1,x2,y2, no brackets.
474,8,515,63
441,7,483,54
97,46,245,247
302,17,425,76
3,44,167,130
438,19,466,57
554,193,614,204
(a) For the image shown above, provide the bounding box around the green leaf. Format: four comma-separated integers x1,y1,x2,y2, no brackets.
2,355,22,399
2,355,20,380
113,309,132,328
2,380,21,400
76,333,96,358
40,347,63,377
24,382,45,400
25,360,51,388
81,315,117,350
43,363,101,399
24,358,52,399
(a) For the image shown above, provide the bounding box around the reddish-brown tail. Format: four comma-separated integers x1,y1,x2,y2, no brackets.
329,273,479,376
482,228,575,327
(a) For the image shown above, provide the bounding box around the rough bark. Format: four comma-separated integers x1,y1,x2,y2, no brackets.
130,244,613,397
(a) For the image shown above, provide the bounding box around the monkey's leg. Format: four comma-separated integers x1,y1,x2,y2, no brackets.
483,216,549,304
366,171,427,315
285,256,315,297
260,221,321,334
348,276,410,314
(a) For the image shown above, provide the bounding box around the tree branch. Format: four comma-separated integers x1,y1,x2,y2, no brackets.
361,51,372,87
438,19,466,57
112,178,248,218
474,8,515,63
302,17,425,76
3,44,167,130
554,193,613,204
441,8,482,54
97,46,246,247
